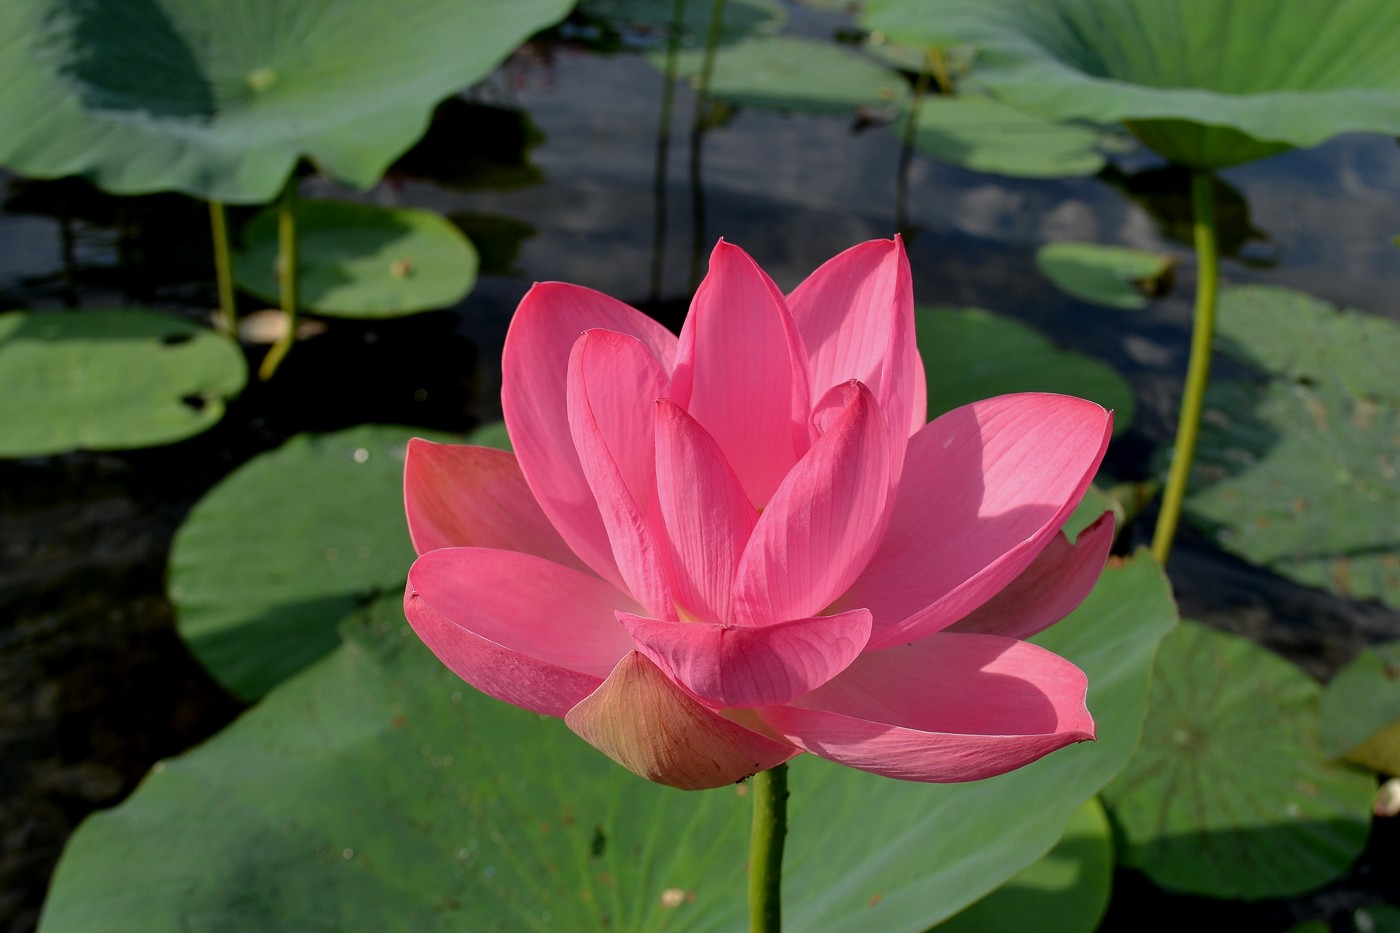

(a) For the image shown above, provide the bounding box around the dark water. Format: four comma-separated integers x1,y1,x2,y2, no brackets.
3,8,1400,931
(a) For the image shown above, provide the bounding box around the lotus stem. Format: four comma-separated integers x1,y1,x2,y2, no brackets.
208,200,237,336
895,50,939,232
1151,169,1218,564
258,181,300,381
649,0,687,303
748,762,788,933
687,0,728,292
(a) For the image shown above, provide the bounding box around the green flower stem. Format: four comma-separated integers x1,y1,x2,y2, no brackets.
1151,168,1218,564
748,762,788,933
208,199,237,335
687,0,728,292
258,181,300,381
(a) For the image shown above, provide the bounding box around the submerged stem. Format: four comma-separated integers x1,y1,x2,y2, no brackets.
1151,169,1218,564
258,180,300,381
208,200,237,336
748,763,788,933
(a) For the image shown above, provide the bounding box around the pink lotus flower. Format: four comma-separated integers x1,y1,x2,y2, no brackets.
404,238,1113,791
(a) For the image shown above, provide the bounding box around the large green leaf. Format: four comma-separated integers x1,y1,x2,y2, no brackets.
0,0,575,202
168,424,450,701
0,309,245,456
233,201,479,318
668,36,909,114
916,306,1135,434
1101,620,1375,900
1035,242,1175,310
1319,640,1400,775
40,555,1174,932
863,0,1400,169
900,93,1110,178
935,798,1112,933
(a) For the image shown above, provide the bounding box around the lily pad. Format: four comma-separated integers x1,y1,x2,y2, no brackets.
1101,620,1375,900
168,424,451,701
668,36,909,114
0,0,575,202
916,306,1135,434
233,200,479,318
40,554,1175,932
1181,382,1400,609
900,93,1111,178
1035,242,1175,310
863,0,1400,169
0,309,245,457
1320,640,1400,775
1215,286,1400,402
936,798,1113,933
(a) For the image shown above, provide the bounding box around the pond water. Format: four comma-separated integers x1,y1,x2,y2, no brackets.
3,5,1400,930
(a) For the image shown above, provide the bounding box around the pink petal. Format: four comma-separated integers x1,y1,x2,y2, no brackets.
405,548,640,716
668,241,811,508
786,236,925,470
568,331,676,618
565,651,801,790
842,393,1112,650
653,401,758,622
948,511,1114,640
403,439,585,572
502,282,678,591
759,633,1094,782
732,381,891,625
618,608,872,708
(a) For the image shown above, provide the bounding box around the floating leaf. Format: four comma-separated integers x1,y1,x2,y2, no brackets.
1320,640,1400,775
0,309,245,457
1183,379,1400,609
168,424,450,701
936,798,1112,933
916,306,1135,434
1101,620,1375,900
668,36,909,114
0,0,575,202
1035,242,1175,310
900,93,1110,178
1215,286,1400,402
863,0,1400,169
40,555,1175,932
233,201,478,318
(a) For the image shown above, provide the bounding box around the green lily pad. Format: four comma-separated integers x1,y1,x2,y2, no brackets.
668,36,909,114
936,798,1112,933
1182,380,1400,609
168,424,451,702
0,0,575,202
863,0,1400,169
0,309,245,457
900,93,1110,178
1035,242,1175,310
916,306,1135,434
1320,640,1400,775
233,201,479,318
40,554,1175,932
1101,620,1375,900
1215,286,1400,402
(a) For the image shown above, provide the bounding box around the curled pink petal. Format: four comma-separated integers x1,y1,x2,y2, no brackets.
618,608,872,708
406,548,640,716
732,381,890,625
502,282,678,591
403,439,584,571
568,330,676,618
654,401,758,622
759,633,1093,782
565,651,801,790
845,393,1112,650
669,241,811,508
948,511,1115,640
